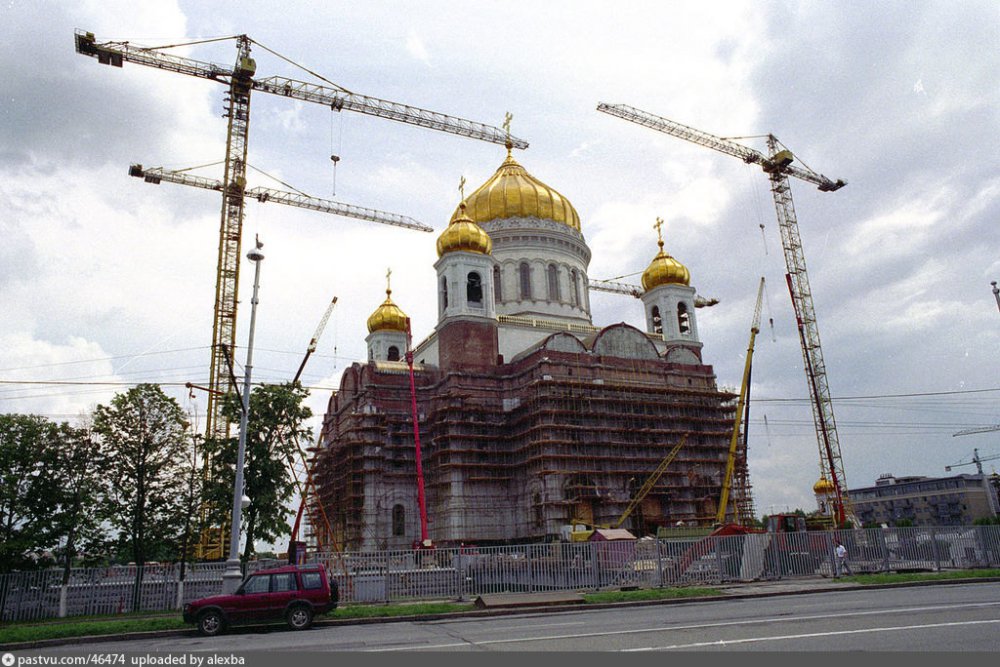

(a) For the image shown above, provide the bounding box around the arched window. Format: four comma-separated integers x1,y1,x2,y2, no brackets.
571,269,581,307
678,302,691,335
467,271,483,305
651,305,663,334
519,262,532,299
387,345,400,362
493,265,502,301
569,269,578,306
441,276,448,309
533,492,544,527
392,504,405,536
547,264,560,301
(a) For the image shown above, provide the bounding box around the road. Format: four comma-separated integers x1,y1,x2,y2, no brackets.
28,582,1000,653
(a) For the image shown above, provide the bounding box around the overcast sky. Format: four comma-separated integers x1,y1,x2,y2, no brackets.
3,0,999,521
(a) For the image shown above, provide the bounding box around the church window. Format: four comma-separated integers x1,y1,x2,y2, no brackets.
651,306,663,334
572,269,581,306
569,269,578,306
493,265,502,301
547,264,561,301
519,262,532,299
467,271,483,305
533,493,543,527
387,345,400,362
678,302,691,335
392,504,405,536
441,277,448,308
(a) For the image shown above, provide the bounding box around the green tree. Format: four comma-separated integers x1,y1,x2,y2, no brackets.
49,422,108,577
203,383,312,561
0,414,62,572
92,385,190,572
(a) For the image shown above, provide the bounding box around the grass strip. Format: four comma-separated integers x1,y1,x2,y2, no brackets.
841,568,1000,585
583,587,721,604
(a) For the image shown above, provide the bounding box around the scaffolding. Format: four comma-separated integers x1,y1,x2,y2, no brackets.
312,344,744,551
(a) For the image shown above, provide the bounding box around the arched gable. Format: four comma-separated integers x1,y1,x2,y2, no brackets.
541,331,588,354
591,323,659,360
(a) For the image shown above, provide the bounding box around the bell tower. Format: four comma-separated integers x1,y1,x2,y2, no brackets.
434,193,499,371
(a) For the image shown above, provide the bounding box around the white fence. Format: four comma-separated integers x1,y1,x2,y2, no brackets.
3,525,998,623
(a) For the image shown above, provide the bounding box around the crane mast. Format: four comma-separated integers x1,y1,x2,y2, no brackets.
717,278,765,527
597,102,853,527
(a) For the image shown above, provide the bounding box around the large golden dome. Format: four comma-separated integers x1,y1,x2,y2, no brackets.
437,203,493,257
641,237,690,290
451,151,580,231
366,288,408,333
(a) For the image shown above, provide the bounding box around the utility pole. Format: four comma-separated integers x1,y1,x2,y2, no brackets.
223,237,264,594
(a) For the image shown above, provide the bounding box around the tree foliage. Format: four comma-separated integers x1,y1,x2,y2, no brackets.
0,414,63,571
92,384,192,567
48,422,106,575
202,382,312,560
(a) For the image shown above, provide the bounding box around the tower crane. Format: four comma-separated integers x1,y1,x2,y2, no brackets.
597,102,853,527
945,448,1000,475
716,277,765,527
75,30,526,446
76,30,527,558
588,277,719,307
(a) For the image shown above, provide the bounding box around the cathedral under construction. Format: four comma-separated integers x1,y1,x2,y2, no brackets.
313,146,749,551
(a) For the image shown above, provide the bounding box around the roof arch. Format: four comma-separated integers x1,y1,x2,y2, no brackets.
591,323,660,360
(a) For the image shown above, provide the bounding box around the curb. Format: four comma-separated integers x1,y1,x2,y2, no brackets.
5,576,999,651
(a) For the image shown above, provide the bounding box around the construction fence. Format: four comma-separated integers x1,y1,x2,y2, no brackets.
4,525,999,623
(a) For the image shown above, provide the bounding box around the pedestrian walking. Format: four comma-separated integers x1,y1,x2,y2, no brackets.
834,539,852,576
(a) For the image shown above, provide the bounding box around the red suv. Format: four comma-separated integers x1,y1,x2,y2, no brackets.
183,564,339,636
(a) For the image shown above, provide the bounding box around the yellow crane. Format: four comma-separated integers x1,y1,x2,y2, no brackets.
569,435,687,541
76,30,525,446
76,31,526,557
717,278,765,527
597,102,854,528
614,434,688,530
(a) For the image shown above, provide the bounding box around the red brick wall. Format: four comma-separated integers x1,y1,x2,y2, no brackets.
438,319,499,371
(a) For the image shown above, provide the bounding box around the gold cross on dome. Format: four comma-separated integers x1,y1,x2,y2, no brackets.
654,217,665,244
503,112,513,153
386,267,392,294
459,175,466,201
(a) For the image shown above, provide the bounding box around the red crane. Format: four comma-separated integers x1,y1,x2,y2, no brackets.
597,102,854,527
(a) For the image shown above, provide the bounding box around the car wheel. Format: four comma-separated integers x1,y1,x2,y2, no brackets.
286,605,313,631
198,609,225,637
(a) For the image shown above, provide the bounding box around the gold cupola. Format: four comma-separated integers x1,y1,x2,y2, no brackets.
451,148,580,231
813,476,835,495
437,202,493,257
641,218,690,291
366,279,408,333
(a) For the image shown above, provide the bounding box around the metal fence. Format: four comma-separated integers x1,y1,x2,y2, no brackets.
3,525,999,622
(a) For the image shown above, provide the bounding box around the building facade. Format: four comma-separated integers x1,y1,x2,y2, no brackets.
848,472,1000,527
313,147,745,551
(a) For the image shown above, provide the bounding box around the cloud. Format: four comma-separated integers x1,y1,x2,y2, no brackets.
405,31,431,65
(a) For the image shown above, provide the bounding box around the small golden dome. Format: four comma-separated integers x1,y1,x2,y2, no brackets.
437,203,493,257
451,150,580,230
813,476,835,494
641,237,690,291
366,288,408,333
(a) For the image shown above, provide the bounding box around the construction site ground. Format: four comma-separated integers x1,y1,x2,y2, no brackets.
7,574,999,651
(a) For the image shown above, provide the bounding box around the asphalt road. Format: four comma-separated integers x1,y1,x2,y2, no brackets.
25,582,1000,653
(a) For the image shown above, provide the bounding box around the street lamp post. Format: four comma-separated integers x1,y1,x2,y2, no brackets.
991,281,999,314
222,237,265,594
